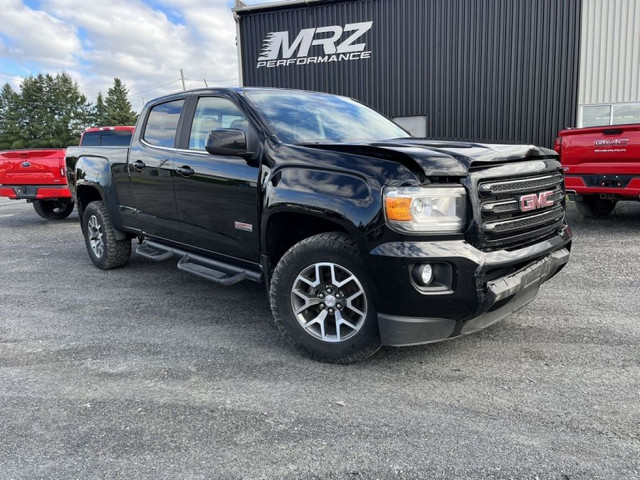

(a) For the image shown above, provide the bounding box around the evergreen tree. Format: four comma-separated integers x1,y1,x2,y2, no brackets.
104,78,138,125
18,74,50,147
48,72,94,146
94,92,108,126
10,72,93,148
0,73,129,149
0,83,22,149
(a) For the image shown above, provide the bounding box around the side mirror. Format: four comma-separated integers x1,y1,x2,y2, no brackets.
205,128,249,156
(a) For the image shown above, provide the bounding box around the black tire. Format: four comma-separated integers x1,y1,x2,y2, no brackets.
33,200,74,220
576,196,617,217
82,201,131,269
269,232,381,363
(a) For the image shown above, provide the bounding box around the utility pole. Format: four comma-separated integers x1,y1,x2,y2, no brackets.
234,0,244,86
180,69,186,91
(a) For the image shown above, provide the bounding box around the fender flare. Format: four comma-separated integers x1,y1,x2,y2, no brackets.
261,165,382,252
74,154,126,236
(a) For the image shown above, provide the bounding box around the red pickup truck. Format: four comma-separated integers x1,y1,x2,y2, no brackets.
555,123,640,217
0,126,134,220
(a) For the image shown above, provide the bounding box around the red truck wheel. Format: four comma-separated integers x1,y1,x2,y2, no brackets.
33,200,74,220
576,196,617,218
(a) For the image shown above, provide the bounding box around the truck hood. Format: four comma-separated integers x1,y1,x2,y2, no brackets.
302,140,557,177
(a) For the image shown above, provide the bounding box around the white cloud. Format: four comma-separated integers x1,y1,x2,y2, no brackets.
0,0,81,68
0,0,243,111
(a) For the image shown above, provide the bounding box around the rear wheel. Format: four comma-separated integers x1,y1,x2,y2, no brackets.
33,200,74,220
576,196,617,217
269,233,380,363
82,201,131,269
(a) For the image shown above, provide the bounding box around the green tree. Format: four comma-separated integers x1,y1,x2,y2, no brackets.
47,72,94,146
0,83,22,149
94,92,107,126
0,73,137,149
104,78,137,125
12,72,94,148
17,74,49,147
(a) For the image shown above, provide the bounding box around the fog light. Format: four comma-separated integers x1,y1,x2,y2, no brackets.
413,264,434,286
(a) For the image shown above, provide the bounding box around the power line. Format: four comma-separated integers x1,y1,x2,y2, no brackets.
184,77,238,83
127,76,240,100
128,79,183,97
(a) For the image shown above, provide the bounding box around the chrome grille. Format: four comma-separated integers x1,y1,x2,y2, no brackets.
476,170,565,251
479,173,564,196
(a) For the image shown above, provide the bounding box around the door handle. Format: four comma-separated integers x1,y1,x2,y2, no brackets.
131,160,146,170
176,166,194,177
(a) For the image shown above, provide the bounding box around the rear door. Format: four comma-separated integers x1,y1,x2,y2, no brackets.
173,95,261,263
129,98,185,241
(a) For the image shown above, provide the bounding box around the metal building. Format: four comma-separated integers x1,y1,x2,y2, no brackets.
234,0,640,148
578,0,640,128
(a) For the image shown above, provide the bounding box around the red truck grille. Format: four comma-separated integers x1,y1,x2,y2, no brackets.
475,170,566,251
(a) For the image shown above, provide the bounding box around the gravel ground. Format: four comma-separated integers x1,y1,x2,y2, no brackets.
0,196,638,479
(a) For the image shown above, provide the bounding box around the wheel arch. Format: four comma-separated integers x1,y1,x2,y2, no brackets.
263,210,351,274
74,154,127,236
76,185,103,223
261,166,382,280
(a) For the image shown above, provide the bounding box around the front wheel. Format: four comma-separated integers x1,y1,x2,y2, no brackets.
576,196,617,217
33,200,74,220
269,233,380,363
82,201,131,269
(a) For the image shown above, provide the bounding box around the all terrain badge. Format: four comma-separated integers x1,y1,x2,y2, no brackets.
234,221,253,232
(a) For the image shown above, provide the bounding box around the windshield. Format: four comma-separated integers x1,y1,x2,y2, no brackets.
244,90,410,144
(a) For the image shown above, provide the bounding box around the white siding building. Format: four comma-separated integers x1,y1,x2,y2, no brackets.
578,0,640,126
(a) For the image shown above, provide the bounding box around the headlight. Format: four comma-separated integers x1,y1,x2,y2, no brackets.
384,185,467,233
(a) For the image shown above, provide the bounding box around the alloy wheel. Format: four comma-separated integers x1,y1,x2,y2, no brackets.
87,214,105,258
291,262,368,343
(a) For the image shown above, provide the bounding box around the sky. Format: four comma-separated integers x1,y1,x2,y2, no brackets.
0,0,275,111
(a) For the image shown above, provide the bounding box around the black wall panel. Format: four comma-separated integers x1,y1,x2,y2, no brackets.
237,0,581,147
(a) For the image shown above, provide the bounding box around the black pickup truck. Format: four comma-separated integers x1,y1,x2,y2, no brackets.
66,87,572,362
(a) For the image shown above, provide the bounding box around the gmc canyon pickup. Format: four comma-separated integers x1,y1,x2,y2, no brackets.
555,123,640,217
0,126,133,220
66,88,572,362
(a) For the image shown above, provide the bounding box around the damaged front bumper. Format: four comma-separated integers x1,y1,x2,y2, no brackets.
371,227,572,346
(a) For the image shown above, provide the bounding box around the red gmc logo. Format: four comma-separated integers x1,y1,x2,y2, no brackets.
519,191,555,212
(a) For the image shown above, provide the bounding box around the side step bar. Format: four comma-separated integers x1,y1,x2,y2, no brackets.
136,244,173,261
135,240,262,285
177,257,247,285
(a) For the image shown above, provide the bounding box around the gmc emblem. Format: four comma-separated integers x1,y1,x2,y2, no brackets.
519,191,555,212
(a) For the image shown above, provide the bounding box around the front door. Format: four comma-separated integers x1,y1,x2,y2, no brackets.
173,96,260,264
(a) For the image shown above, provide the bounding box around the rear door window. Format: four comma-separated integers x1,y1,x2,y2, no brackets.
143,100,185,148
